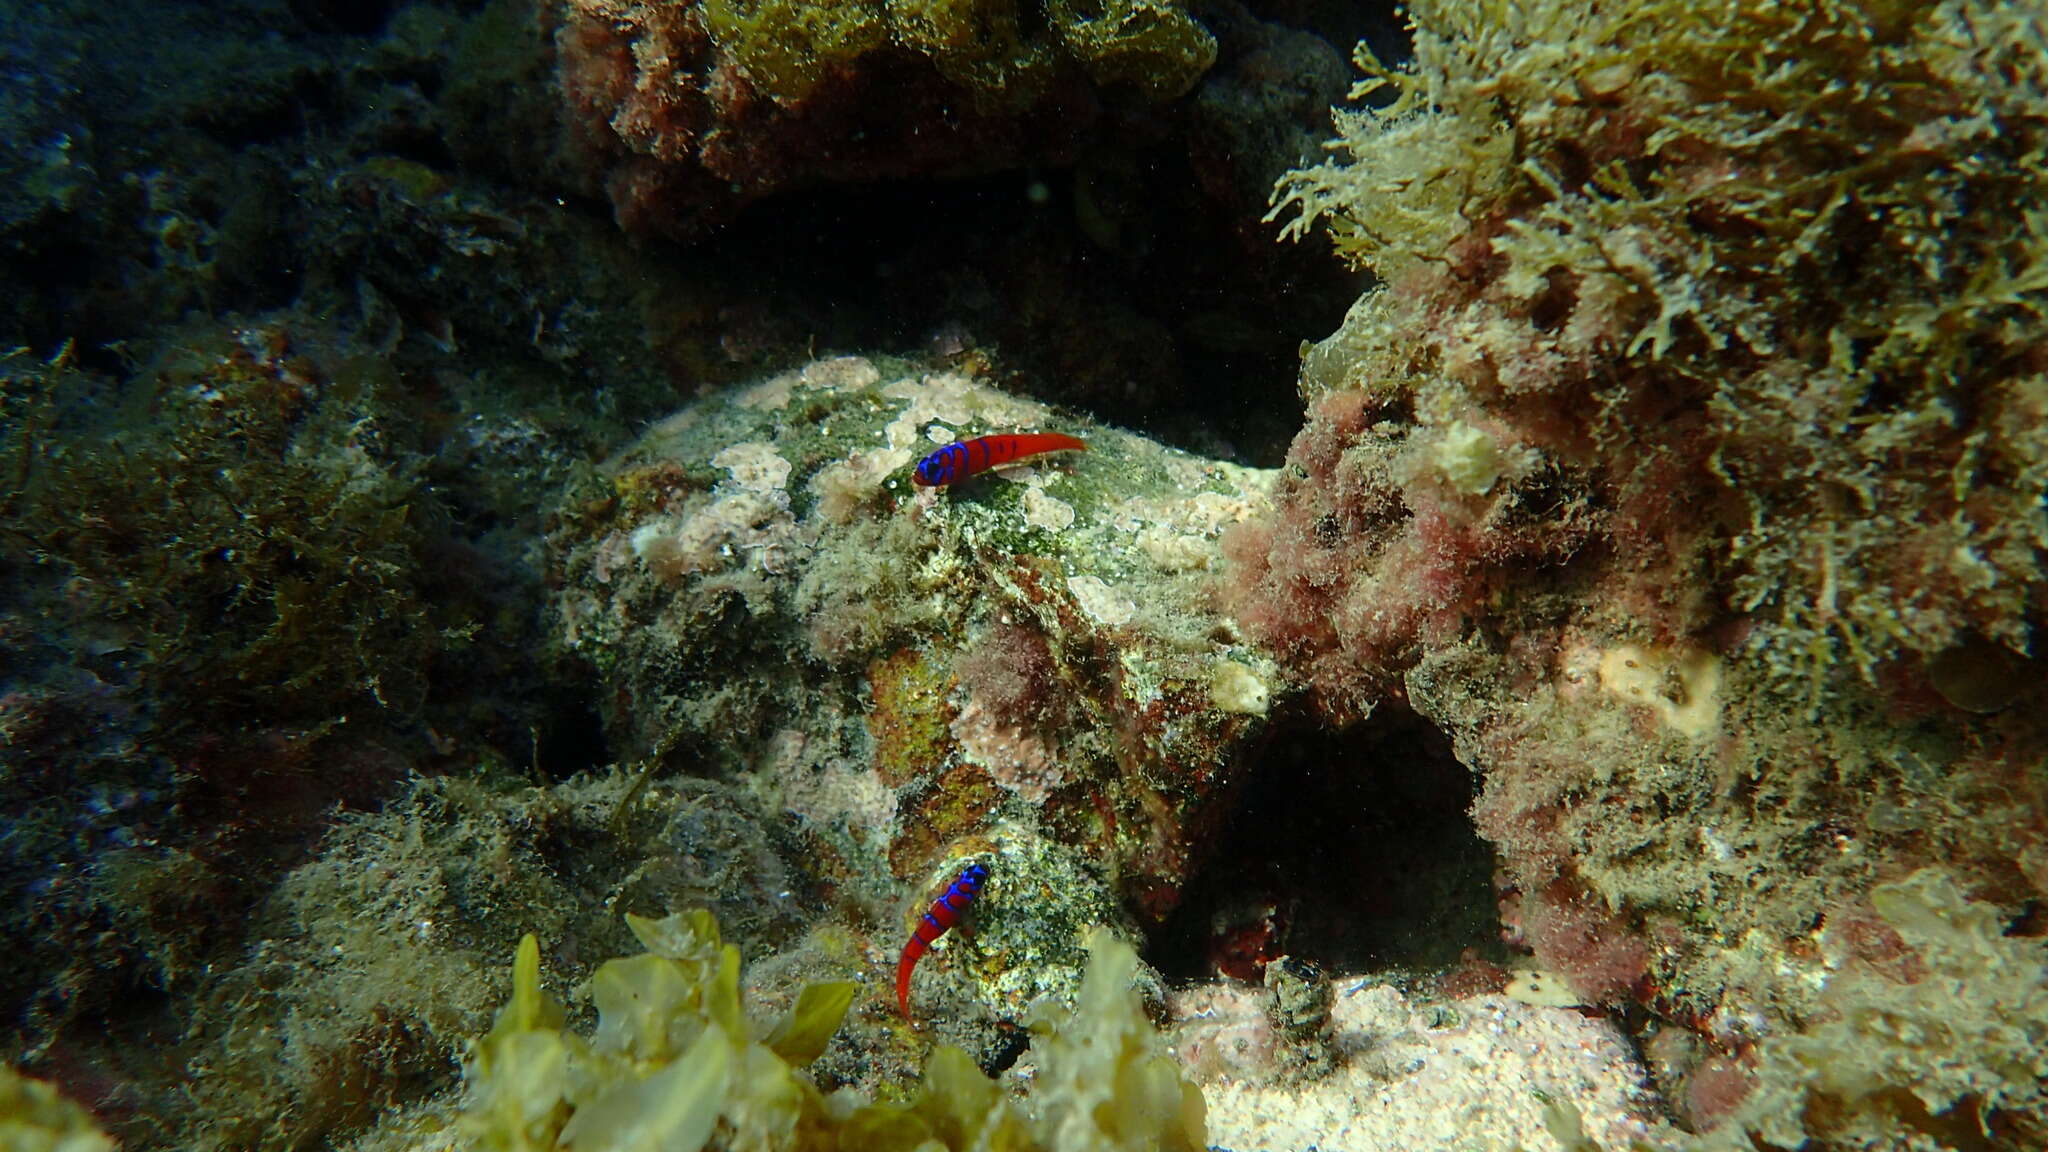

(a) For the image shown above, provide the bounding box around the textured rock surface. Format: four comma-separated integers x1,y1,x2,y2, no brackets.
1230,0,2048,1145
1175,979,1680,1152
545,354,1277,1032
554,0,1215,237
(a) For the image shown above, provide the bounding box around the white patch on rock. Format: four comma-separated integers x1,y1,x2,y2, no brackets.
1433,420,1505,495
809,448,913,524
1504,967,1586,1008
800,356,880,392
735,372,796,411
1210,661,1271,716
1022,487,1076,532
1067,575,1135,628
1138,525,1215,572
1597,643,1722,738
711,441,792,493
881,372,1053,452
631,490,800,581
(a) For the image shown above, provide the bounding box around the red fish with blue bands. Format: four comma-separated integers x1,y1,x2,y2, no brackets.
896,862,989,1019
912,433,1087,487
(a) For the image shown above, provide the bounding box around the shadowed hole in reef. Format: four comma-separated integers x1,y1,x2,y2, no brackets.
1150,704,1502,984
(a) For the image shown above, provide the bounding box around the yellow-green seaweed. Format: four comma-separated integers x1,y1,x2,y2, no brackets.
459,911,1204,1152
0,1065,114,1152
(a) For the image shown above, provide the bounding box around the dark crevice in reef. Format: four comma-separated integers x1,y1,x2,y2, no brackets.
1150,704,1503,985
529,686,613,782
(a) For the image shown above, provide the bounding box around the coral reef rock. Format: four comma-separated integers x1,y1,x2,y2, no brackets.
553,0,1216,237
547,354,1277,1013
1230,0,2048,1147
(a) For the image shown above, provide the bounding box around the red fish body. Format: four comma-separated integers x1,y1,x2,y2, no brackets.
912,433,1087,487
896,862,989,1019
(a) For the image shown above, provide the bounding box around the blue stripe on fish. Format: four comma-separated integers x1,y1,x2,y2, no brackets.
896,862,990,1018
